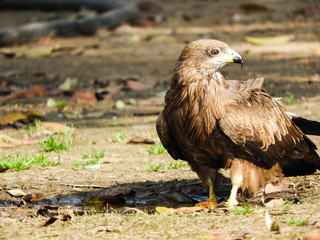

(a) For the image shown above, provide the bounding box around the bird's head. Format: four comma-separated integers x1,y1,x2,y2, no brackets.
178,39,243,72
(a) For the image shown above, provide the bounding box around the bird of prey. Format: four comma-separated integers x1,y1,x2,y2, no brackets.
156,39,320,206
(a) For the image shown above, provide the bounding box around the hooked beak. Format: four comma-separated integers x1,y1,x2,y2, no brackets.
229,48,244,68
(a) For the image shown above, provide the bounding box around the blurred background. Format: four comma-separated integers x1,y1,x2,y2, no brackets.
0,0,319,126
0,3,320,236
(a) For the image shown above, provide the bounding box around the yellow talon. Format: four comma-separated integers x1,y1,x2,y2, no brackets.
209,184,217,203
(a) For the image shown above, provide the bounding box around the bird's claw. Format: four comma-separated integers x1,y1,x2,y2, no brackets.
226,198,238,209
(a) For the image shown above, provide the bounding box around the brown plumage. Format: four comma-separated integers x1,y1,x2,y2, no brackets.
156,39,320,206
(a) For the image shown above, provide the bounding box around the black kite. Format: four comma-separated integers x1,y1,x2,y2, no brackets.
156,39,320,206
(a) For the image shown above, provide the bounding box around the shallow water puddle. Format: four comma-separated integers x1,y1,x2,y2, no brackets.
0,178,307,219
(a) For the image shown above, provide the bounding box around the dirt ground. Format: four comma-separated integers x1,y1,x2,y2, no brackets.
0,0,320,239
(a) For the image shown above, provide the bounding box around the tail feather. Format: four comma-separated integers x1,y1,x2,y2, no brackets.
290,116,320,136
280,140,320,176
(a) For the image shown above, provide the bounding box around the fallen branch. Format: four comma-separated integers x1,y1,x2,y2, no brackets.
0,0,139,46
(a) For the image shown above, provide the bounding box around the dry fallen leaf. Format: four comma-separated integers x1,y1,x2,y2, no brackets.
261,52,286,59
127,132,155,144
265,211,280,233
40,122,75,134
264,199,284,208
138,97,164,106
120,207,148,216
7,189,26,197
0,112,27,125
0,142,18,148
11,85,48,99
265,183,282,194
42,213,72,227
23,193,42,202
0,131,44,147
196,233,232,240
1,46,56,58
243,35,294,45
67,89,97,105
196,201,217,208
43,217,59,227
58,77,79,92
156,206,203,216
127,137,155,144
305,233,320,240
125,79,153,91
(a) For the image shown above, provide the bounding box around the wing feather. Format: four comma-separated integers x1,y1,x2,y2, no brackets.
219,87,304,166
156,111,185,160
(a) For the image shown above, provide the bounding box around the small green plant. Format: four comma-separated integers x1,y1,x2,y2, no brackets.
287,216,308,226
231,203,254,215
148,144,167,154
40,134,74,152
167,160,186,169
142,160,163,172
0,136,8,142
50,98,66,110
284,94,296,105
0,154,60,171
62,124,74,137
73,150,105,168
82,150,105,160
73,159,100,168
24,120,43,135
113,130,127,142
282,198,295,206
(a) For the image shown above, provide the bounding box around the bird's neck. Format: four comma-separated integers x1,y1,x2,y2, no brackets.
173,66,228,97
169,66,228,118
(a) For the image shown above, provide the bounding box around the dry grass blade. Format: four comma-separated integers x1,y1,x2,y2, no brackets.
120,207,148,216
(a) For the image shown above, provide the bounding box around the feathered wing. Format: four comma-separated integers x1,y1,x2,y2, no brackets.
219,86,320,175
156,111,184,161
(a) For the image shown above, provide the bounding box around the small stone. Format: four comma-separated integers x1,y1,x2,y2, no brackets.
115,100,126,110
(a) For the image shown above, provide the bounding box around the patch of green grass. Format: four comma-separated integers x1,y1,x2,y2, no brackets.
113,130,127,142
0,154,60,171
148,144,167,154
73,159,100,168
24,119,43,135
286,216,308,226
142,160,163,172
167,160,186,169
62,124,74,137
284,94,296,105
82,150,105,160
231,203,254,215
40,134,75,152
73,150,105,168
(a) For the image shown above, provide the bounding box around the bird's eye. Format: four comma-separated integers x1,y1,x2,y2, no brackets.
210,49,219,56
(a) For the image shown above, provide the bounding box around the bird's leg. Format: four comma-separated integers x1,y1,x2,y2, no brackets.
209,184,217,203
226,184,238,208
